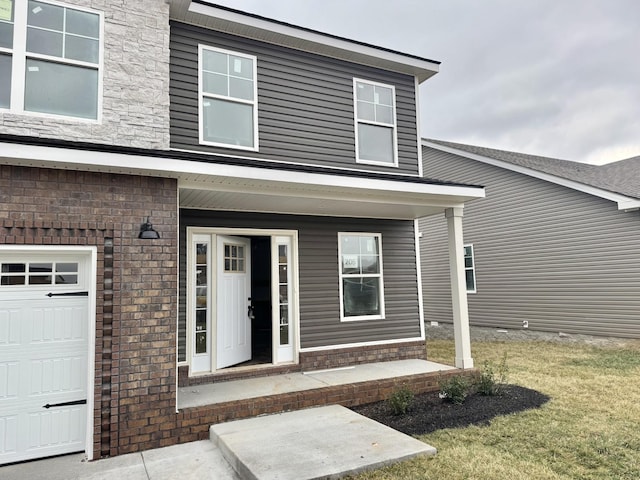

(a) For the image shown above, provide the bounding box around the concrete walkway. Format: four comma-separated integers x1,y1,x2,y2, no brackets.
2,406,436,480
2,359,450,479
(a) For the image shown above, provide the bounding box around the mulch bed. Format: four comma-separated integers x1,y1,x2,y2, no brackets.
351,385,550,436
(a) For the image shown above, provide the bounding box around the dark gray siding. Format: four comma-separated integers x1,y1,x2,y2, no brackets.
178,210,421,360
420,146,640,338
170,22,420,175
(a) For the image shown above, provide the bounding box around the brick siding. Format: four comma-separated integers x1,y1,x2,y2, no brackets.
0,165,177,459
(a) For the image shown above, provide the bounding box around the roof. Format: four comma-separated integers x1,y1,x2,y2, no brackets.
424,139,640,201
168,1,440,82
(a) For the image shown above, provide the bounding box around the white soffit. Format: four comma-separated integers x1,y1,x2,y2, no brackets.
0,141,484,220
423,140,640,211
169,1,439,83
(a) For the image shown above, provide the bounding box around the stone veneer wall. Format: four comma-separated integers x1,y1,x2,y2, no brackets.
0,0,170,150
0,165,178,458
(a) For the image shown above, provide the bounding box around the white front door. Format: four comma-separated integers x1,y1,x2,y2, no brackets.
0,253,90,465
216,235,252,369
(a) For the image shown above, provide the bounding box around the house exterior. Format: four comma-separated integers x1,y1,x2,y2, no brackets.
420,139,640,338
0,1,483,464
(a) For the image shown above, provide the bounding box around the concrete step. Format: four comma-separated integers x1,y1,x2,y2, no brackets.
210,405,436,480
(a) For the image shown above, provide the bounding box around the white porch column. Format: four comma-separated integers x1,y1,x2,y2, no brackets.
444,207,474,369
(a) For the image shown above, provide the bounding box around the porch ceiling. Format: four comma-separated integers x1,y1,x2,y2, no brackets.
179,171,484,220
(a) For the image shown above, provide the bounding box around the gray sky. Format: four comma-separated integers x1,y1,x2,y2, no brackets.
212,0,640,164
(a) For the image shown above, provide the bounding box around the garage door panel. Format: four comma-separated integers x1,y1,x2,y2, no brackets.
0,252,90,464
0,307,21,345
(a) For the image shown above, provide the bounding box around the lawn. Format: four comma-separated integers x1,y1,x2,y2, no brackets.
350,338,640,480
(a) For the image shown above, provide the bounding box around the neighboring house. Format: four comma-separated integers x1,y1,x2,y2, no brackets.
0,1,483,464
420,139,640,339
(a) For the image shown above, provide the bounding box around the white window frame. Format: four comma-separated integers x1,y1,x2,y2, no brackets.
0,0,103,122
464,244,476,293
353,78,398,167
198,44,259,151
338,232,385,321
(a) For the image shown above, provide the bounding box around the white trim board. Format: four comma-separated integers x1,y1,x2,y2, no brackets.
423,140,640,211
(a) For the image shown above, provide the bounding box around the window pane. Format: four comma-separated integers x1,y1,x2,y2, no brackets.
1,276,25,285
343,278,380,317
356,82,374,102
25,59,98,119
229,55,253,79
464,257,473,268
0,54,10,108
0,0,14,24
202,49,227,74
55,274,77,284
229,77,253,101
357,100,375,122
28,1,64,31
56,263,78,272
279,285,288,303
66,35,99,63
279,264,287,283
2,263,25,273
196,287,207,307
375,86,392,106
0,22,13,49
375,105,393,124
360,255,379,274
466,270,475,291
357,123,393,163
202,98,253,147
196,267,207,286
26,27,62,57
29,263,52,272
340,235,360,255
279,324,289,346
195,310,206,331
203,72,227,96
65,8,99,38
360,236,379,255
29,275,52,284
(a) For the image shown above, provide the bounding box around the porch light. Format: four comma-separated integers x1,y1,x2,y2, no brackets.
138,217,160,239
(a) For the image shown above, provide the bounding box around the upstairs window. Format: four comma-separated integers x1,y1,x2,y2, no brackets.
353,78,398,166
464,244,476,293
199,45,258,150
0,0,102,119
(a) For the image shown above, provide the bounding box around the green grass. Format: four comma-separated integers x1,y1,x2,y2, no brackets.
350,339,640,480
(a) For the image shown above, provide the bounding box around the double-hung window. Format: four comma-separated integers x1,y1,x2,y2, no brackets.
0,0,102,119
353,78,398,166
464,244,476,293
339,233,385,320
199,45,258,150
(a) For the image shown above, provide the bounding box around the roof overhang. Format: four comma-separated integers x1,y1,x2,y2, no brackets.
423,140,640,212
169,1,440,83
0,141,484,220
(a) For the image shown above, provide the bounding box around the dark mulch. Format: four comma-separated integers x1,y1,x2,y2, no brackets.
351,385,550,436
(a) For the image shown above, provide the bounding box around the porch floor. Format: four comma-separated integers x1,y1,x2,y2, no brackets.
178,359,456,410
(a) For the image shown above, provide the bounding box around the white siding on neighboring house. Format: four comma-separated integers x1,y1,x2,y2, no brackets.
0,0,170,150
420,146,640,339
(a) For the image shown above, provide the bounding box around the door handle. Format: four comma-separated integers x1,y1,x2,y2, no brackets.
248,305,255,320
47,291,88,297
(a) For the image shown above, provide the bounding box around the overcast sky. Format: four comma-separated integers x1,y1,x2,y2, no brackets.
213,0,640,164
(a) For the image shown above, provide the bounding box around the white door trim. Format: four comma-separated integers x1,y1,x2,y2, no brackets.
186,227,299,374
0,245,97,462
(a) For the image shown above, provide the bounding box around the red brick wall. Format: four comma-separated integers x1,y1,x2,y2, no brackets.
0,165,178,459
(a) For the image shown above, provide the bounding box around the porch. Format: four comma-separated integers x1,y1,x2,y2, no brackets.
174,359,477,443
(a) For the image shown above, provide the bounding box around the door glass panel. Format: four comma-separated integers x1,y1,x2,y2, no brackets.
194,242,209,356
1,276,25,286
278,244,289,346
29,263,52,272
224,243,246,272
55,274,77,284
2,263,25,273
28,275,52,285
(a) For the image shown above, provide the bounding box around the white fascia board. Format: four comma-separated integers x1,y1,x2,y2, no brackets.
423,140,640,211
187,2,439,82
0,141,484,200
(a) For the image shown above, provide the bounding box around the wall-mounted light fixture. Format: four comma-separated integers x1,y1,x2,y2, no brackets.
138,217,160,239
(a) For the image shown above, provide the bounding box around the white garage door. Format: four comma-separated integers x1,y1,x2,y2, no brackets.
0,252,91,465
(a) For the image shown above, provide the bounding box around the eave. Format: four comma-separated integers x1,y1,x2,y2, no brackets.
0,139,484,220
423,140,640,212
168,1,440,83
